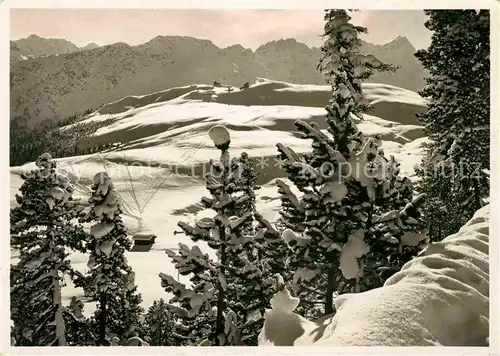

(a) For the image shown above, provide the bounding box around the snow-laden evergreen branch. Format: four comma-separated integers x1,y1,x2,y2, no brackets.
274,9,426,319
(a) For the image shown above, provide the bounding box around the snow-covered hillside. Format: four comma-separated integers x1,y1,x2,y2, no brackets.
63,78,426,178
9,79,429,311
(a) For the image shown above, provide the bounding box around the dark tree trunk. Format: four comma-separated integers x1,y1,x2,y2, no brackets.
473,179,482,212
214,227,227,345
99,294,107,346
325,266,336,315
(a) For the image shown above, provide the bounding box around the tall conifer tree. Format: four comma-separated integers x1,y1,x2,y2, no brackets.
10,153,88,346
80,172,143,344
160,126,287,345
414,10,490,241
276,10,426,318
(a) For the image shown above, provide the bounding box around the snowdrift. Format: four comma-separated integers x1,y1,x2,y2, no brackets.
259,205,490,346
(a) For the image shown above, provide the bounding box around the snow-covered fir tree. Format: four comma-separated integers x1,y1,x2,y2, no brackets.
225,209,290,346
275,9,427,319
160,126,287,346
10,153,88,346
76,172,143,345
140,298,175,346
414,10,490,241
219,150,290,345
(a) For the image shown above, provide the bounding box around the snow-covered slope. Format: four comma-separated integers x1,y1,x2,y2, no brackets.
65,79,426,177
259,205,490,346
9,79,428,311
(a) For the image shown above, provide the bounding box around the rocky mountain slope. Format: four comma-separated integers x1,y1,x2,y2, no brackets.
10,35,426,122
10,41,24,63
360,36,426,91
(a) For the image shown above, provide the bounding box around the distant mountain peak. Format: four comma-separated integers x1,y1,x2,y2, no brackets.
224,44,246,51
12,34,79,57
224,44,253,56
147,35,168,43
25,34,74,44
109,41,131,48
392,35,411,43
81,42,99,50
385,35,415,50
146,35,215,45
256,38,313,53
360,35,417,57
277,38,298,43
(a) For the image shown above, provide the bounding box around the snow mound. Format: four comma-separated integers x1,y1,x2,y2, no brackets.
208,125,231,149
339,229,370,280
270,286,300,312
259,205,490,346
260,286,320,346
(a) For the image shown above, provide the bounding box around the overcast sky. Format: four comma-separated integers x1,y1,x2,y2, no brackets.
11,9,432,50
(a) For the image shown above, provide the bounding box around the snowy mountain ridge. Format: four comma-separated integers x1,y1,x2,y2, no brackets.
10,34,426,122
